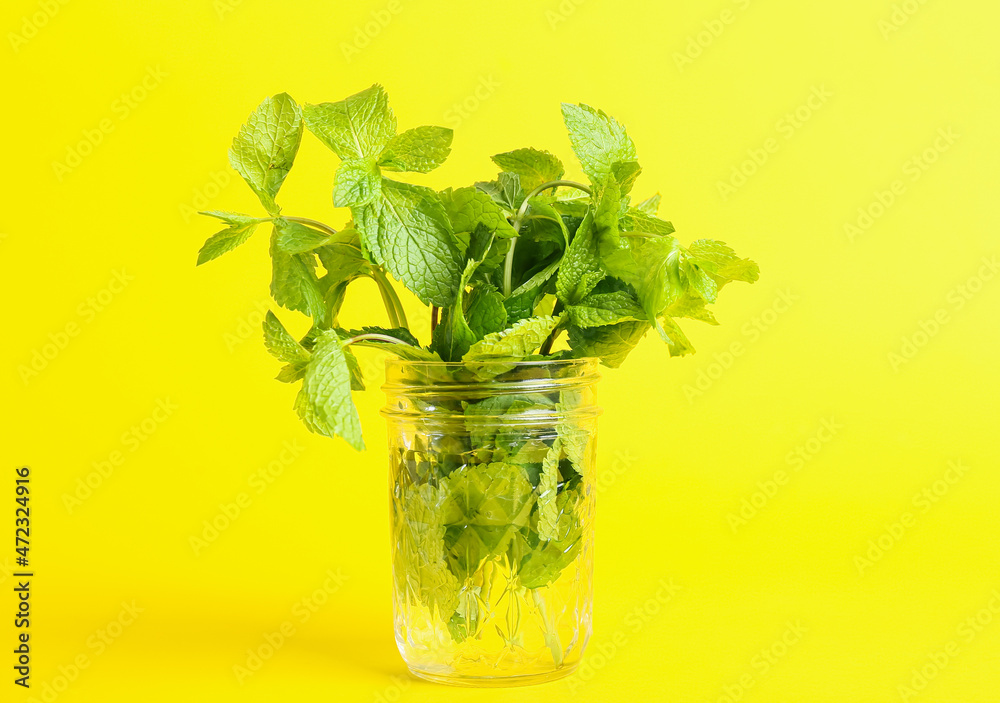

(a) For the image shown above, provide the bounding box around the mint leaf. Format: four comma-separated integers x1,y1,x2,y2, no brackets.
522,196,570,246
197,213,262,265
449,462,536,524
566,290,645,328
610,160,642,195
294,329,364,449
432,225,498,361
439,186,518,238
443,463,536,579
568,319,650,368
561,103,636,184
431,259,480,361
536,439,562,542
316,229,369,281
270,223,327,323
465,314,564,361
506,257,561,324
302,84,396,160
200,210,263,226
465,284,507,338
491,148,564,192
603,235,683,323
274,218,330,254
333,158,381,207
342,326,442,362
663,294,719,325
263,311,310,364
475,172,525,213
520,488,583,588
465,393,556,453
397,480,461,617
688,239,761,285
620,208,675,236
555,179,619,305
378,126,453,173
354,178,463,307
229,93,303,215
635,193,661,215
657,316,695,357
343,325,421,347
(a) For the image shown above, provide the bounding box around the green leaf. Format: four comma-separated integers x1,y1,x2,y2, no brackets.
431,259,479,361
556,388,590,474
520,488,583,588
521,197,570,246
635,193,661,216
536,439,562,542
688,239,760,284
603,235,683,323
333,158,381,207
566,290,645,328
270,224,327,323
561,102,637,184
343,325,421,347
448,462,535,527
276,362,307,383
474,173,525,213
490,148,565,192
441,462,536,581
199,210,263,226
465,314,564,361
663,294,719,325
610,160,642,195
316,229,369,281
685,260,719,303
620,208,675,236
431,225,498,361
439,186,518,238
656,316,695,357
196,215,262,265
354,178,463,307
378,125,453,173
342,326,443,362
263,311,310,364
465,284,507,338
568,319,650,368
229,93,303,215
274,218,330,254
396,480,461,618
465,393,556,453
555,179,620,305
294,329,364,449
554,211,604,305
301,84,396,160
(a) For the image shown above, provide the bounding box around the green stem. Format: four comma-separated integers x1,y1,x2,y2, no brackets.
538,302,565,356
279,216,339,237
344,333,416,347
371,267,409,330
503,180,593,297
531,588,564,667
260,216,364,254
369,271,400,328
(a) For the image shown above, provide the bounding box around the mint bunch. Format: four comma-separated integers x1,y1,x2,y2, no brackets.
198,85,759,450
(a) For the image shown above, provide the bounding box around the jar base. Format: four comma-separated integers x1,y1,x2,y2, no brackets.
407,663,579,688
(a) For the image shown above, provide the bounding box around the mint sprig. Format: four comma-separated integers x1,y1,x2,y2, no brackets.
198,85,759,448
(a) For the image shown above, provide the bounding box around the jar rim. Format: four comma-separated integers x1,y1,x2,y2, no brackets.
383,357,600,370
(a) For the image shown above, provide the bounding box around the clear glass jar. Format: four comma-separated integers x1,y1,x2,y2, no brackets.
381,359,601,687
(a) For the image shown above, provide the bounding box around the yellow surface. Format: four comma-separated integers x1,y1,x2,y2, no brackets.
3,0,999,701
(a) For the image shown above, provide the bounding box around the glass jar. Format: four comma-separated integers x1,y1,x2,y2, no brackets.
381,359,601,687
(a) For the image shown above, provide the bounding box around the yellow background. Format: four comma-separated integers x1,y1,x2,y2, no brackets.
3,0,999,701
